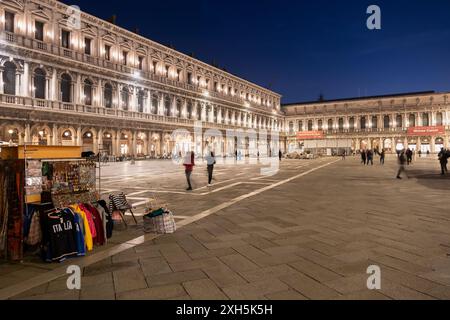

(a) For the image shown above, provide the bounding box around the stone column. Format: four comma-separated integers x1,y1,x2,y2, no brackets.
159,94,165,115
201,104,206,122
15,73,21,96
431,137,436,153
182,99,188,119
52,124,58,146
160,133,165,156
76,127,82,146
0,69,4,94
115,131,121,156
22,62,29,97
131,131,137,157
24,123,31,144
93,133,99,154
51,69,57,101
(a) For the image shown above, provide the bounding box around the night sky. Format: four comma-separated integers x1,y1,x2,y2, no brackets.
60,0,450,104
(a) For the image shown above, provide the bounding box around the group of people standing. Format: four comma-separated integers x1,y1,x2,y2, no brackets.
360,149,385,166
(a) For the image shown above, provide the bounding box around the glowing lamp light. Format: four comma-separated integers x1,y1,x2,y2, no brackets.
38,131,44,136
86,133,92,138
64,131,70,137
8,129,14,135
124,135,128,139
106,134,111,138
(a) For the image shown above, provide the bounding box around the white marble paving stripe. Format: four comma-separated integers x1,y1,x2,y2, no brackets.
0,159,338,300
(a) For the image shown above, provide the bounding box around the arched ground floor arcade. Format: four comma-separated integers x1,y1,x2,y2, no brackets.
0,120,286,159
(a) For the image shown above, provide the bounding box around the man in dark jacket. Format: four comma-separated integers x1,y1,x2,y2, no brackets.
397,151,408,179
438,148,449,175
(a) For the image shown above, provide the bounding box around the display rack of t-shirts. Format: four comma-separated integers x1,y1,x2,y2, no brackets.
0,160,25,261
37,202,109,263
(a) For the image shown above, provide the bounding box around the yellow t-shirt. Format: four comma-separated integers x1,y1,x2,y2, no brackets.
70,205,93,251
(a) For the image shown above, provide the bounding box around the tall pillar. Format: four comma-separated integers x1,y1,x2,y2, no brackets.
52,124,58,146
24,123,31,144
431,137,436,153
15,73,21,96
0,70,4,94
159,94,164,115
115,131,121,156
76,127,82,146
171,96,177,117
22,62,29,97
51,69,57,100
131,131,137,157
160,133,165,156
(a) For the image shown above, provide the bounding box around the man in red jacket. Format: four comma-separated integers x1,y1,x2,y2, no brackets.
183,151,195,191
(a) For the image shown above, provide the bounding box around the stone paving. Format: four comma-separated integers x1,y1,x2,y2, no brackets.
2,154,450,300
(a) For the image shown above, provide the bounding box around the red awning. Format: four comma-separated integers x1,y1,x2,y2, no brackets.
407,126,445,137
297,131,325,140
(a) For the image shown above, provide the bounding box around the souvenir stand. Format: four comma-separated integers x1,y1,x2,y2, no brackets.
1,145,110,263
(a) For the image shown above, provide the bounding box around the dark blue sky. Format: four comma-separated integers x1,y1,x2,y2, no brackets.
62,0,450,103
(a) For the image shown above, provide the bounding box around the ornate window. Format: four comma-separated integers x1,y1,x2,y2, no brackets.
84,79,93,106
61,74,72,103
372,116,378,129
384,115,390,129
151,94,158,114
3,62,16,95
408,114,416,127
104,83,113,108
187,101,193,119
164,96,171,116
360,117,366,130
138,90,145,113
436,112,443,126
121,87,129,110
396,114,402,128
338,118,344,132
422,113,429,127
33,68,46,99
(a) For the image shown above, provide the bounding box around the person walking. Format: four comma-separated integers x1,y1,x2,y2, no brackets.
418,150,422,158
361,150,367,165
380,149,385,165
438,148,448,176
342,150,346,160
396,150,408,179
406,148,413,165
205,151,216,186
279,150,283,161
367,150,374,166
183,151,195,191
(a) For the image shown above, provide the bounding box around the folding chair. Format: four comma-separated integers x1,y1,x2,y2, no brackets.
109,193,138,226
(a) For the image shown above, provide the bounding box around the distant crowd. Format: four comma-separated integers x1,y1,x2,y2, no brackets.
345,146,450,179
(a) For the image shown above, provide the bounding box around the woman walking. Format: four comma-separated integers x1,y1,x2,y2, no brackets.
183,151,195,191
380,149,385,165
205,151,216,187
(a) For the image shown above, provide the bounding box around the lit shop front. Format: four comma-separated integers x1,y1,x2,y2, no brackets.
296,131,352,156
407,126,446,154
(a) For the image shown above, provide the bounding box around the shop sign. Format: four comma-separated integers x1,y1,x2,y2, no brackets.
407,126,445,137
297,131,325,140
